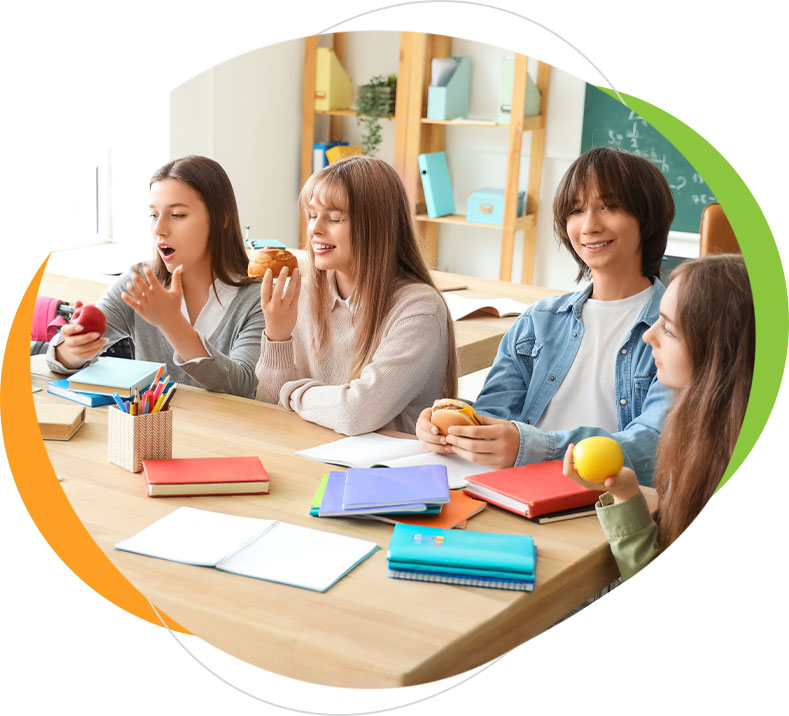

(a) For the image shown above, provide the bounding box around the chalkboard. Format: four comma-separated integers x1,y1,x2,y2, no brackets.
581,84,715,234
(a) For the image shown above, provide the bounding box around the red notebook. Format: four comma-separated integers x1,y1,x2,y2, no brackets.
141,456,270,497
463,460,602,519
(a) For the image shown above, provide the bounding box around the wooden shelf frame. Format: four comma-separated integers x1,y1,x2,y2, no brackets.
393,33,551,283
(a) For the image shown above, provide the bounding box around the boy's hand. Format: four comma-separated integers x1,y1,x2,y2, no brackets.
562,444,640,503
415,406,454,454
443,415,520,469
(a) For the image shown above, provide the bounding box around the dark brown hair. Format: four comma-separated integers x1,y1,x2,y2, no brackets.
553,147,675,282
149,155,254,288
653,254,754,548
299,156,458,399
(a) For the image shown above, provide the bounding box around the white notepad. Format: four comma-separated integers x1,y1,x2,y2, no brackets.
115,507,379,592
296,433,494,489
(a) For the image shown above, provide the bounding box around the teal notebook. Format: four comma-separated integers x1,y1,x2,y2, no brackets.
67,357,165,398
386,524,535,578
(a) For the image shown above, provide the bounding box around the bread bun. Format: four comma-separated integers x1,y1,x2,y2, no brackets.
247,248,298,278
430,398,482,435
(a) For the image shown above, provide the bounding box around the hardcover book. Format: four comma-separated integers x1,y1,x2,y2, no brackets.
463,460,602,519
141,456,270,497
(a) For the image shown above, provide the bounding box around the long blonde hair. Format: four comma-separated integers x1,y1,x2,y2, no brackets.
299,156,457,398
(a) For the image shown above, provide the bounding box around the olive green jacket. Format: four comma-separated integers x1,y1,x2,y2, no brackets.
596,491,659,581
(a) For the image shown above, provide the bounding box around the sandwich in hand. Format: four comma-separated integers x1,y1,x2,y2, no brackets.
430,398,482,435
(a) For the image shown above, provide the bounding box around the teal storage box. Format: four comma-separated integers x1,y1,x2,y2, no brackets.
467,188,524,225
497,58,541,125
427,56,470,120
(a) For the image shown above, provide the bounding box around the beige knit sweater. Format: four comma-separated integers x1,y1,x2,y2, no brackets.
254,273,449,435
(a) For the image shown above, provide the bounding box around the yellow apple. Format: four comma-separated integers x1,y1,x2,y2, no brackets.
573,437,624,483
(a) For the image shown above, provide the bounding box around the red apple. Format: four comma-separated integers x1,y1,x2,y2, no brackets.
70,301,106,335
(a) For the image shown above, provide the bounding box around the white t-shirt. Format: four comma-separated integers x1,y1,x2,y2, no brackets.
174,280,240,366
535,286,651,433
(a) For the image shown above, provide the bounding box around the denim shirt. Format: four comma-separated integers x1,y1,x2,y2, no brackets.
473,278,671,486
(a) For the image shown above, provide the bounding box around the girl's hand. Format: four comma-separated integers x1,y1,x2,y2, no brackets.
261,267,301,342
562,444,640,503
54,322,108,369
443,415,520,469
121,265,184,331
415,407,454,454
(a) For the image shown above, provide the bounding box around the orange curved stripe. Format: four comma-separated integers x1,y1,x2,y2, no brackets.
1,257,189,634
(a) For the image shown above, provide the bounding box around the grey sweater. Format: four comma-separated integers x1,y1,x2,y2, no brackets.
47,267,265,398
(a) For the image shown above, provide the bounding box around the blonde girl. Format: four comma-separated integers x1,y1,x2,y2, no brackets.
254,156,457,435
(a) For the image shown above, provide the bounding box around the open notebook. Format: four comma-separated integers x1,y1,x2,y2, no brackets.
115,507,379,593
296,433,494,489
441,292,529,321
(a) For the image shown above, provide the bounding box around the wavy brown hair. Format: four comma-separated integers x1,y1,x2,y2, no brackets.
653,254,754,548
149,155,254,290
553,147,675,282
299,156,457,399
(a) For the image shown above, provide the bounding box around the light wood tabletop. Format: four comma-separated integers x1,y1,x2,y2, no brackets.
38,264,561,378
31,357,654,688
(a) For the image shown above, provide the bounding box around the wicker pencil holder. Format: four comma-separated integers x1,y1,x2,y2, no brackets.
108,406,172,473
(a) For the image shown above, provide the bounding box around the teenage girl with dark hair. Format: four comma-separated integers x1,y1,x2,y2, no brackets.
47,155,264,398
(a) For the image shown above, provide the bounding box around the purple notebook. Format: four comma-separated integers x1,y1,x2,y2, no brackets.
319,472,430,516
342,465,450,510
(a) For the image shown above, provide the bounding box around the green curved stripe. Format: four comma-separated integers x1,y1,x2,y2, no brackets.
596,87,788,490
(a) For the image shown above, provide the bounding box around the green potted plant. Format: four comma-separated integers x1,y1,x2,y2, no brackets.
356,74,397,156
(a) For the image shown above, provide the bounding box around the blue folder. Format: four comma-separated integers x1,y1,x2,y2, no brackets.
418,152,455,218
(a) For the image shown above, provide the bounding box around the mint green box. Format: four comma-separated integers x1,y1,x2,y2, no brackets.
427,56,470,120
467,188,524,225
497,58,541,125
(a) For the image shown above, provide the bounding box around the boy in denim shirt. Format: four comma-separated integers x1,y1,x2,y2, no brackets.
416,148,675,486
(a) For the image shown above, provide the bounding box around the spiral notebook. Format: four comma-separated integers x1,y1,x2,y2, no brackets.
114,506,379,592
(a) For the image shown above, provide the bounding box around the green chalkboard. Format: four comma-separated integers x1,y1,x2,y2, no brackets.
581,84,716,233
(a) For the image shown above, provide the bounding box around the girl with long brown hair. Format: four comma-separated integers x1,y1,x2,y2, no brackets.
48,155,264,398
563,253,755,580
254,155,457,435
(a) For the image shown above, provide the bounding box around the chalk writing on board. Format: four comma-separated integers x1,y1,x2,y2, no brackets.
582,84,716,233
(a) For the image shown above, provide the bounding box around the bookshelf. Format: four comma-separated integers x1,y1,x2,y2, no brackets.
300,32,551,284
394,32,551,283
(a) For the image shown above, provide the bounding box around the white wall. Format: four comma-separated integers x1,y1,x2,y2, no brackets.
170,39,305,247
164,31,697,292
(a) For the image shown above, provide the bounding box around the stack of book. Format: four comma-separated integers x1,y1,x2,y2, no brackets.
48,357,167,406
310,470,486,529
386,524,536,591
312,465,450,517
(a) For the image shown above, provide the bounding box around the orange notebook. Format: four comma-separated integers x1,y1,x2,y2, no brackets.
463,460,602,519
369,490,486,529
141,456,270,497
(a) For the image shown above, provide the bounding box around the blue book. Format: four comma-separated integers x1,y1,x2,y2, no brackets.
47,378,116,407
67,357,165,398
417,152,455,218
342,465,450,510
386,524,536,579
318,471,438,517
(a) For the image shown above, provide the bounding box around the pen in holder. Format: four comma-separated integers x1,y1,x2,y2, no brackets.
108,405,173,473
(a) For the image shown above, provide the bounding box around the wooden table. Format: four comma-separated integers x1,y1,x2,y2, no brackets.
38,267,561,377
32,358,654,688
